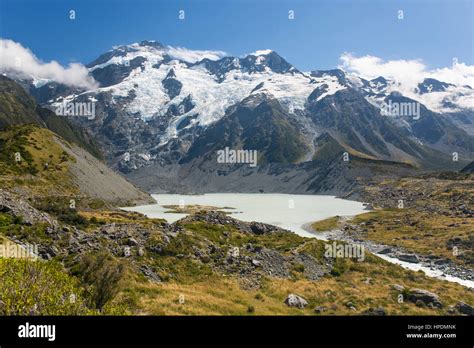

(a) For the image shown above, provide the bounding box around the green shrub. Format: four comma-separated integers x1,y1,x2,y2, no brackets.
294,264,305,273
330,258,349,277
88,199,106,210
34,199,89,228
0,213,12,227
76,252,126,311
0,258,90,315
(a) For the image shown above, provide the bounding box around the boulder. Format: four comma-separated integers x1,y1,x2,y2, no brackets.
391,284,405,292
314,306,327,314
284,294,308,309
251,259,261,267
378,247,392,255
127,237,139,246
398,253,419,263
362,307,386,316
455,302,473,316
249,222,270,235
407,289,442,308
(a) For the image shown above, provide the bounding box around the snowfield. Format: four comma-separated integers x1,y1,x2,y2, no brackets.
86,43,346,144
47,41,472,146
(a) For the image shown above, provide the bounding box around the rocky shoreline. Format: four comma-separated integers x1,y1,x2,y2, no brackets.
304,223,474,287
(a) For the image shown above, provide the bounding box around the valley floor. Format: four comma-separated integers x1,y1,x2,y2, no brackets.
0,171,473,316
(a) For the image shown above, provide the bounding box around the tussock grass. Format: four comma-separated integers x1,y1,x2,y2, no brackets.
311,216,342,232
351,209,473,265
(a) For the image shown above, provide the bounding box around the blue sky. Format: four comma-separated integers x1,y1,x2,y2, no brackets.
0,0,473,71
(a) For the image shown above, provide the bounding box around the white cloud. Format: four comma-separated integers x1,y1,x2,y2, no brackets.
430,62,474,87
249,49,273,56
339,53,474,112
339,52,474,89
0,39,97,89
166,46,227,63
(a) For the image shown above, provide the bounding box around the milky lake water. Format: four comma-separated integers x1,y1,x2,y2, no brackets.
123,193,367,238
124,193,473,288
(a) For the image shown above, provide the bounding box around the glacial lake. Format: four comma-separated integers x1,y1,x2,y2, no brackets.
123,193,473,288
123,193,367,238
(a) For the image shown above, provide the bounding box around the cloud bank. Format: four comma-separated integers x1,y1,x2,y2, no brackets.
167,46,227,63
339,53,474,89
0,39,97,89
339,53,474,111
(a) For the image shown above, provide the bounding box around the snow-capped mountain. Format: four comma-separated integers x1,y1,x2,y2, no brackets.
360,74,473,114
6,40,474,191
81,40,333,144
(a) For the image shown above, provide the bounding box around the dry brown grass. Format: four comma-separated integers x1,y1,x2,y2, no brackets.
352,209,473,265
118,253,473,316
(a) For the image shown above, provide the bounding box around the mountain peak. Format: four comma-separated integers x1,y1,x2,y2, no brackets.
137,40,164,48
417,78,454,94
311,69,348,85
371,76,388,84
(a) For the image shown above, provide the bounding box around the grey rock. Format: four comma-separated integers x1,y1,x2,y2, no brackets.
398,253,419,263
378,247,392,254
362,307,386,316
407,289,442,308
455,302,473,315
284,294,308,309
139,265,161,283
128,237,139,246
434,258,451,265
251,259,261,267
391,284,405,292
314,306,327,314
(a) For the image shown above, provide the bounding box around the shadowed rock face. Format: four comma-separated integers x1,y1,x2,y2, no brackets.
162,69,182,100
91,56,147,87
461,161,474,173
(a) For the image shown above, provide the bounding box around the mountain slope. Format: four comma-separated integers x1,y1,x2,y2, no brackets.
182,93,309,166
0,125,153,205
0,77,152,205
307,88,460,169
460,161,474,173
0,75,45,128
0,75,102,158
4,41,473,193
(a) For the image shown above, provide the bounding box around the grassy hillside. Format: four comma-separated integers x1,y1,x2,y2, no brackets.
311,174,474,268
0,199,472,316
0,124,151,206
0,125,74,189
